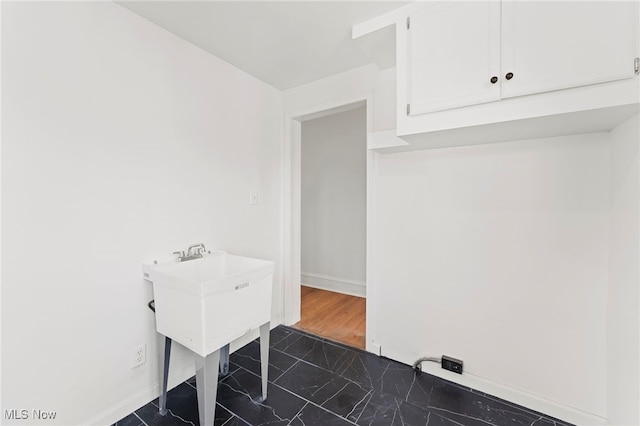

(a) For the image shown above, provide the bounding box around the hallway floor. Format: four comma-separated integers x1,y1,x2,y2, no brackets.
294,285,365,350
114,326,572,426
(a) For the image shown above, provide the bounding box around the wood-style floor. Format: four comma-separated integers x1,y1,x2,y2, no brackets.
293,285,365,350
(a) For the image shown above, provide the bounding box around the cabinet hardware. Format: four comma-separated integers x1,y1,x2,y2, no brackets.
635,58,639,74
505,72,514,80
406,103,411,115
407,17,410,30
490,76,498,84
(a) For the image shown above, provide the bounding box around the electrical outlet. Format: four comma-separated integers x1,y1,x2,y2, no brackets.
441,355,463,374
249,192,258,205
131,343,146,368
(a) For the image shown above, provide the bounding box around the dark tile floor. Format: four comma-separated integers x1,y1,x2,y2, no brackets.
114,326,572,426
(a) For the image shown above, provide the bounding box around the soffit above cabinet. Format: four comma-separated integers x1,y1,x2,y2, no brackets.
352,2,425,70
352,25,396,70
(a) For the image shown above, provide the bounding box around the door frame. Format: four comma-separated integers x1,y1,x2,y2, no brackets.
282,91,377,354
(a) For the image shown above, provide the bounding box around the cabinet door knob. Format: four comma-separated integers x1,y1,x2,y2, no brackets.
490,76,498,84
505,72,514,80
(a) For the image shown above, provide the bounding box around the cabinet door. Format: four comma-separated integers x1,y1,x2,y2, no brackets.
501,1,638,99
407,2,501,115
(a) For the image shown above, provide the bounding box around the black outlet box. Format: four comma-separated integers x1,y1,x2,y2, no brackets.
441,355,463,374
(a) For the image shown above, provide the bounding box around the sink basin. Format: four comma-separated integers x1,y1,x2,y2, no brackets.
143,252,275,357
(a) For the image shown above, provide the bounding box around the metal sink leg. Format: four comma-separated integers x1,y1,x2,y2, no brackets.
195,349,221,426
259,322,270,402
159,337,172,416
219,343,230,375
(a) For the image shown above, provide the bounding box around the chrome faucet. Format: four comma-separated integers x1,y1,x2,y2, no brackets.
173,243,207,262
187,243,206,257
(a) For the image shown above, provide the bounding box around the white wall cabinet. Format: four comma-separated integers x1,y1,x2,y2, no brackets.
501,1,637,99
405,1,638,117
407,2,501,115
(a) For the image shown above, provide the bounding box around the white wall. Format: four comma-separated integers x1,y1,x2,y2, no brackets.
283,64,377,123
283,55,640,425
301,106,367,296
1,2,282,424
372,68,396,132
283,63,397,131
608,114,640,425
374,132,610,422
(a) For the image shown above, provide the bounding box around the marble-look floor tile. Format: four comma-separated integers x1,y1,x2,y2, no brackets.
185,364,237,388
214,407,242,426
377,360,422,401
116,326,574,426
300,338,351,372
527,418,573,426
219,416,250,426
275,360,369,416
269,326,296,348
136,382,235,426
405,370,438,408
112,412,144,426
424,411,468,426
290,403,357,426
321,381,373,418
136,401,235,426
135,404,188,426
427,380,566,426
186,375,196,387
141,383,199,426
230,340,297,382
332,350,391,391
273,333,322,359
216,368,306,425
476,392,573,426
291,327,359,351
272,329,306,353
347,390,432,426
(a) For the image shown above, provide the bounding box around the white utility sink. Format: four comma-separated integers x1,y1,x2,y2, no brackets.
143,250,274,426
143,252,274,357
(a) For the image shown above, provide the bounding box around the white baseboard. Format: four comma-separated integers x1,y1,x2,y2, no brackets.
382,346,607,426
301,272,366,297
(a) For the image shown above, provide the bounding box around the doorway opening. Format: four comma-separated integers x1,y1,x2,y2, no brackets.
292,104,367,350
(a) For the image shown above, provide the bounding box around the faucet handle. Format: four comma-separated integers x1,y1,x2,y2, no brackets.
187,243,206,256
173,250,185,261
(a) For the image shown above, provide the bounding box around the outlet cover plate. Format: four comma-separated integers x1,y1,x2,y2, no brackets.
131,343,146,368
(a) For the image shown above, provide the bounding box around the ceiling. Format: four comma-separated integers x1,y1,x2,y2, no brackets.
116,1,408,90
